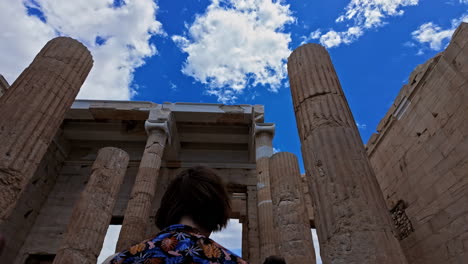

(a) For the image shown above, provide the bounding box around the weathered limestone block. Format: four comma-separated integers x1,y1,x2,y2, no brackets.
247,185,260,264
254,123,278,260
116,109,171,251
0,37,93,222
53,147,129,264
269,152,316,264
288,44,407,264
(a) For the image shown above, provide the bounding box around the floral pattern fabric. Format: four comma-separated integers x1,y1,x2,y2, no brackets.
109,224,248,264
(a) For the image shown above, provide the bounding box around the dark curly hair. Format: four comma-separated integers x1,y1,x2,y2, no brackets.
155,166,231,233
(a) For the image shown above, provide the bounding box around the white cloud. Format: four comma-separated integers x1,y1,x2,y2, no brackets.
304,0,418,48
411,13,468,52
169,81,178,91
311,228,322,264
210,219,242,254
460,0,468,4
356,122,367,129
273,147,281,154
97,225,121,263
172,0,294,103
0,0,163,100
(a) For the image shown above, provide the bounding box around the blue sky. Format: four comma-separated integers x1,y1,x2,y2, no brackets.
2,0,466,172
1,0,467,263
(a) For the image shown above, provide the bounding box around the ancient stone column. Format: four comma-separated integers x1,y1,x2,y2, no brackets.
247,185,260,264
288,44,407,263
254,123,278,260
116,109,171,251
269,152,316,264
241,218,249,260
0,74,9,97
0,37,93,223
53,147,129,264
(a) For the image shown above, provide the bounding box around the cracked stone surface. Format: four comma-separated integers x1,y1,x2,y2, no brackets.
116,128,168,251
0,37,93,224
269,152,316,264
255,130,278,260
53,147,129,264
288,43,407,264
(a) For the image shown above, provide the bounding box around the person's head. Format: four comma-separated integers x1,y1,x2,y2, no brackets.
155,166,231,233
263,255,286,264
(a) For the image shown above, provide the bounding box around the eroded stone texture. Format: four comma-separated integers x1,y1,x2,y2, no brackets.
367,22,468,264
254,123,278,260
53,147,129,264
116,109,171,251
288,44,407,264
0,132,69,264
247,185,260,264
0,37,93,222
269,152,316,264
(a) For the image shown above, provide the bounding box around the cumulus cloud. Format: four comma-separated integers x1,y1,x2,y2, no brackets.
411,13,468,52
304,0,418,48
0,0,163,100
172,0,294,103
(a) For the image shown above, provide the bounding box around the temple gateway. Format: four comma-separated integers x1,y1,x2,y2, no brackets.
0,23,467,264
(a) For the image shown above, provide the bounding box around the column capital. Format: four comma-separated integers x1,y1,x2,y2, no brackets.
144,120,169,135
254,123,275,137
145,108,173,142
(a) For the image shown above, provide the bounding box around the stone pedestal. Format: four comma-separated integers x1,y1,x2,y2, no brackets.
0,37,93,222
269,152,316,264
53,147,129,264
254,123,278,260
288,44,407,263
116,109,171,251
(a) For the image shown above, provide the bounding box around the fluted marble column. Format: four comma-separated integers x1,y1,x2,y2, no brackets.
288,44,407,264
0,37,93,222
269,152,316,264
53,147,129,264
116,109,171,251
254,123,278,260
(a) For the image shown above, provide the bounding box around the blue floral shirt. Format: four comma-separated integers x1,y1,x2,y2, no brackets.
109,224,248,264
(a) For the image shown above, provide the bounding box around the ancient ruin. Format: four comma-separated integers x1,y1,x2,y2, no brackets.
0,22,467,264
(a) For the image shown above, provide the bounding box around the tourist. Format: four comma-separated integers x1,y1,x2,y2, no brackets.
263,255,286,264
106,166,248,264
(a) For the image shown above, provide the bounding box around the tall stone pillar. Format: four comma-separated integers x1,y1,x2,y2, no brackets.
269,152,316,264
254,123,278,260
241,218,249,260
116,109,171,251
288,44,407,263
53,147,129,264
0,37,93,222
247,186,260,264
